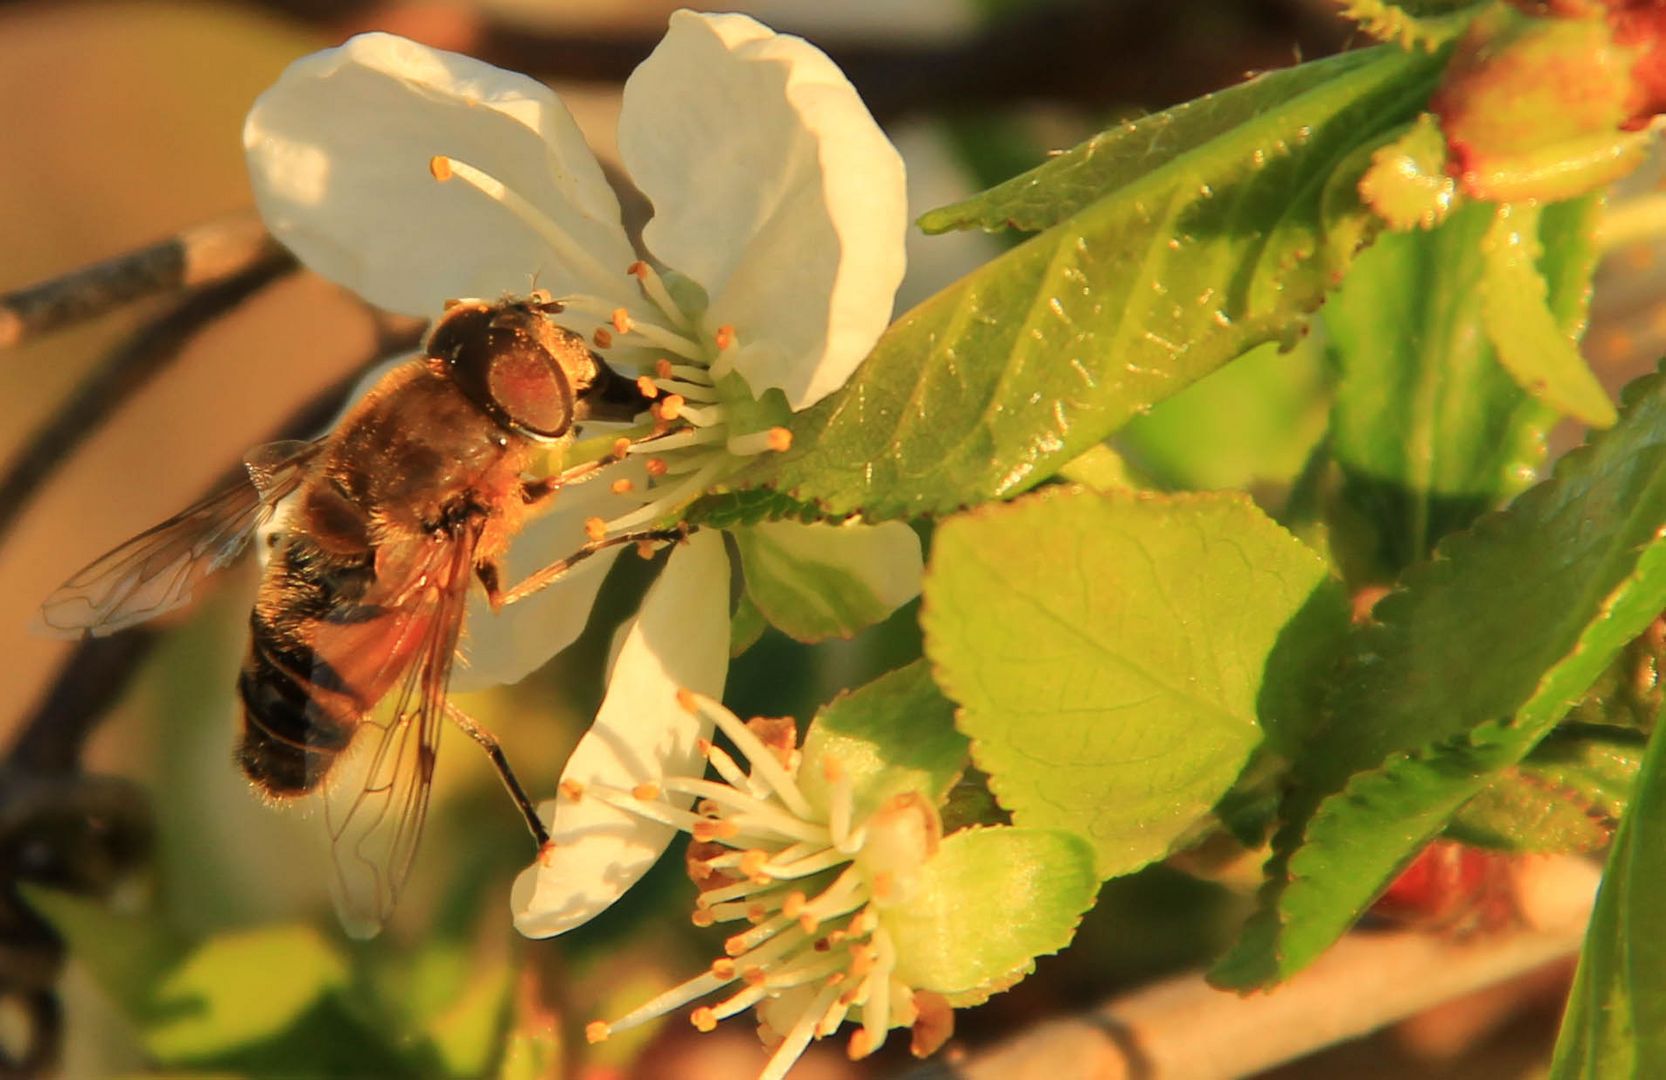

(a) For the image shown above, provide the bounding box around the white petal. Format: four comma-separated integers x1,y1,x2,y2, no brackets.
619,12,907,410
451,480,627,693
454,458,654,691
245,32,637,317
512,529,730,937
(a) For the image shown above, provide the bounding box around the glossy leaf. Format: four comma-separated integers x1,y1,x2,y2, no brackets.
885,827,1098,1000
799,660,970,824
922,487,1347,876
919,48,1392,236
754,45,1447,520
1551,711,1666,1077
1216,364,1666,989
1324,198,1584,579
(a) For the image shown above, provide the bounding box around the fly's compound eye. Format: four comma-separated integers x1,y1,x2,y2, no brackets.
428,304,575,438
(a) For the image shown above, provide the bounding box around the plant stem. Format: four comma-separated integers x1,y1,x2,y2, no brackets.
913,877,1592,1079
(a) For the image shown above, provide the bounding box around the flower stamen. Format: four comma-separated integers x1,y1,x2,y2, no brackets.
686,693,815,819
599,457,727,535
555,293,705,360
627,426,728,455
591,693,945,1078
429,156,624,299
726,427,793,456
761,984,842,1080
627,260,692,331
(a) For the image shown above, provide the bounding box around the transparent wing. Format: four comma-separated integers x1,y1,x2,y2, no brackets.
40,439,324,638
322,529,478,938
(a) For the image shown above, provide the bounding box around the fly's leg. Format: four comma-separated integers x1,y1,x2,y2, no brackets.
475,527,686,612
519,453,617,510
444,702,549,847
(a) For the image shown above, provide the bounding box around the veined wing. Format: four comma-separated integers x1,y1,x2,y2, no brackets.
40,439,324,638
321,525,480,938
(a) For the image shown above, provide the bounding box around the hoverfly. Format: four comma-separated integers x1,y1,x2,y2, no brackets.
41,295,665,935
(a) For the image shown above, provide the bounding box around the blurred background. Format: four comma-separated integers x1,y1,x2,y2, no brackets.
1,1,1654,1077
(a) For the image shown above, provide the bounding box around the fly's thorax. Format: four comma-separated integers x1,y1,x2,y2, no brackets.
318,358,537,539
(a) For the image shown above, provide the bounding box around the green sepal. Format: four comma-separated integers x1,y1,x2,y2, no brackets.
884,827,1098,1002
1357,115,1457,230
798,661,970,825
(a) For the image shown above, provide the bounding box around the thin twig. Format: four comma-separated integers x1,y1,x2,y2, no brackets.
0,214,283,351
0,248,298,545
912,893,1594,1079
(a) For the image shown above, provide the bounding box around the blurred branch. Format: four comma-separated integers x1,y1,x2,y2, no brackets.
913,899,1593,1079
0,248,298,546
0,214,282,351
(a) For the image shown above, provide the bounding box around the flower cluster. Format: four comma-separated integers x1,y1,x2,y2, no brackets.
578,690,954,1078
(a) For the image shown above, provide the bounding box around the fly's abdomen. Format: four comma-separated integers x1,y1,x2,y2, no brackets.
236,532,378,799
236,614,358,797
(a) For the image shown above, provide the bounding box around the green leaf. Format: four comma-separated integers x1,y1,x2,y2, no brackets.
146,924,348,1061
733,520,922,643
922,487,1347,876
1324,198,1579,579
920,48,1392,236
1551,711,1666,1077
1480,202,1615,427
799,661,970,825
1117,335,1331,492
1448,726,1641,853
885,827,1097,999
1215,364,1666,989
756,45,1447,520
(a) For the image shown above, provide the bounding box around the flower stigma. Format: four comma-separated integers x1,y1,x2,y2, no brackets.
575,690,953,1078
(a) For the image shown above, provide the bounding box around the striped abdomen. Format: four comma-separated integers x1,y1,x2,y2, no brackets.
235,535,407,798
